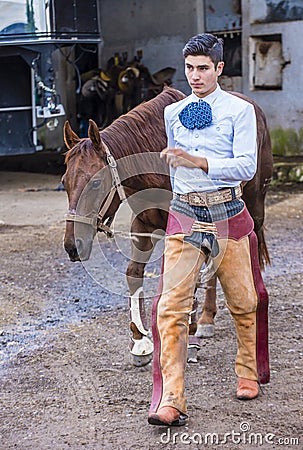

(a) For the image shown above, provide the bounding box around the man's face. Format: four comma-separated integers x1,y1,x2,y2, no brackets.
185,55,224,98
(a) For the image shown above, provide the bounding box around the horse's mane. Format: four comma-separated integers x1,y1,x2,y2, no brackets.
65,87,185,178
65,87,185,186
98,86,185,188
100,86,185,158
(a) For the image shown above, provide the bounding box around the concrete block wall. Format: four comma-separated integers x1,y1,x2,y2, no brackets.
97,0,303,158
98,0,205,95
242,1,303,156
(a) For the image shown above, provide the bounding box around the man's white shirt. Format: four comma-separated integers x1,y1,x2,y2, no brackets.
164,84,257,193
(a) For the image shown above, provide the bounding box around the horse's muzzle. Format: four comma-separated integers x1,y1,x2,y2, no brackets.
64,243,81,262
64,235,93,262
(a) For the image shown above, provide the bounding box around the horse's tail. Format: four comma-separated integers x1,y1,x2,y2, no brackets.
257,225,271,270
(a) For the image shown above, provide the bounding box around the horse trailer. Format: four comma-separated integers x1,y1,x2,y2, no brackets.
0,0,102,156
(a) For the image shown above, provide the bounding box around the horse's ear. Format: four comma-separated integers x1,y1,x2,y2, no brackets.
63,121,81,149
88,119,101,150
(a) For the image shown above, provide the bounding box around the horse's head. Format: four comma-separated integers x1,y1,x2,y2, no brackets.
62,120,121,262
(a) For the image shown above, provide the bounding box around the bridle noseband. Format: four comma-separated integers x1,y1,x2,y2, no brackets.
65,142,127,237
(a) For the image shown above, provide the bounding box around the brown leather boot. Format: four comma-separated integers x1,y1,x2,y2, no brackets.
148,406,187,426
237,377,259,400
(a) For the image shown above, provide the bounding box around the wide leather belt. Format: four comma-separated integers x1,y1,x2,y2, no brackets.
175,185,242,207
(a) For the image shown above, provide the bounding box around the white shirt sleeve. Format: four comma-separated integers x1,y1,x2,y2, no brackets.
207,102,257,181
164,109,175,148
164,107,178,189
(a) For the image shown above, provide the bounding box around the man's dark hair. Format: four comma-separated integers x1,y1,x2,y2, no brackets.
183,33,224,69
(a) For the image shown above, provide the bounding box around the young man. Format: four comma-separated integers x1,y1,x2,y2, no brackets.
148,33,269,426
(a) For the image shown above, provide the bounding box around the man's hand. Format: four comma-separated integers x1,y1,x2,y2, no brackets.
160,148,208,172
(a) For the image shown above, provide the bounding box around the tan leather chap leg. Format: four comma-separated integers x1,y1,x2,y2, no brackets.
150,233,206,415
215,236,258,380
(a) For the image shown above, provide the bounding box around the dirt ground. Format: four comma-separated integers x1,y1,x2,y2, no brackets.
0,171,302,450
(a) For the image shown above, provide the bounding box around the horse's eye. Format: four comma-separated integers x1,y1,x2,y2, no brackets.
92,179,101,189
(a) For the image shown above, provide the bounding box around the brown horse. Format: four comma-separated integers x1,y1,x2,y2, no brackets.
62,86,273,365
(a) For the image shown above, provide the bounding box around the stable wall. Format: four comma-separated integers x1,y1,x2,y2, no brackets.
98,0,205,94
98,0,303,157
241,1,303,156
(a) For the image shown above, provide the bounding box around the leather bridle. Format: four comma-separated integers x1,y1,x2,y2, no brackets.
65,142,127,237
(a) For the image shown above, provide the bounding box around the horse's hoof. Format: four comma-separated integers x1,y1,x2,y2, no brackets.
187,346,198,363
132,353,153,367
195,324,215,338
130,335,153,367
187,335,201,363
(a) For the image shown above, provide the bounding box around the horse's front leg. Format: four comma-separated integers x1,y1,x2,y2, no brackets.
195,275,217,338
126,229,156,367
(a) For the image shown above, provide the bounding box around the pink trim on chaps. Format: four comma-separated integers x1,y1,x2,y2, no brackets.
249,231,270,384
166,206,254,241
166,210,195,236
149,257,165,413
216,206,254,240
